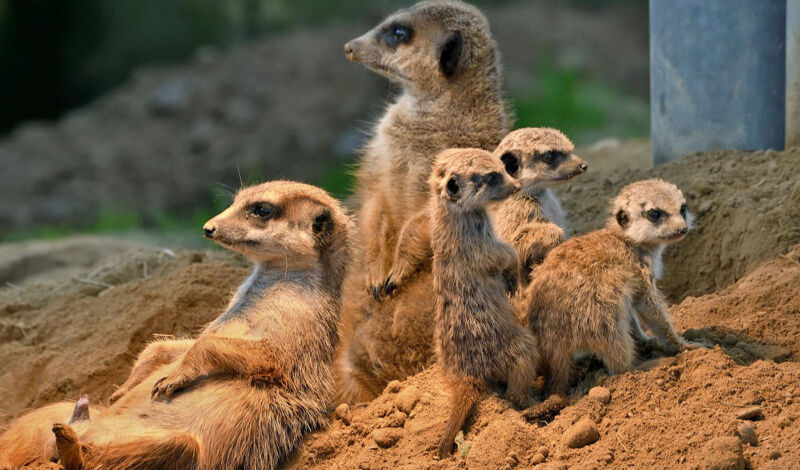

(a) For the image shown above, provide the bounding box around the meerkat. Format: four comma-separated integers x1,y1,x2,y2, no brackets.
525,179,699,396
344,0,511,296
0,181,351,470
383,127,587,294
429,148,540,458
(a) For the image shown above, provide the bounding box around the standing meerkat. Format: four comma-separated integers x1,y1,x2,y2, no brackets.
344,0,511,297
429,148,539,458
0,181,351,470
525,179,699,396
383,127,587,295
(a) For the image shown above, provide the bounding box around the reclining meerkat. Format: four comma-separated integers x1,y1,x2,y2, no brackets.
429,148,539,458
0,181,351,470
383,127,587,294
343,0,511,297
525,178,699,396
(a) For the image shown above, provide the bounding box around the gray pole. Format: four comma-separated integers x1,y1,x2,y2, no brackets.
788,0,800,147
650,0,786,165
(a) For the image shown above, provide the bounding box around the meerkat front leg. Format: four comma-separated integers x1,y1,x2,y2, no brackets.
361,197,390,299
110,338,195,404
151,335,284,400
635,286,697,353
494,242,521,297
383,210,431,296
511,222,563,286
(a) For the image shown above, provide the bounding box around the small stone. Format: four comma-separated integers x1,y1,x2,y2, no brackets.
588,386,611,404
736,406,763,421
538,446,549,458
371,428,403,448
385,380,403,393
334,403,351,425
531,453,545,464
395,386,422,414
735,422,757,446
769,450,781,460
655,378,665,386
387,410,407,428
722,333,738,346
563,418,600,448
700,437,744,470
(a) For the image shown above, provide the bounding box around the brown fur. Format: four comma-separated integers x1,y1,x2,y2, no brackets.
429,148,539,458
335,128,586,403
0,181,352,470
524,179,699,395
336,0,511,404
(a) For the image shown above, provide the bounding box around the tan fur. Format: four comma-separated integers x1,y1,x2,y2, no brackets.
0,181,352,470
336,0,511,404
429,148,539,458
524,178,698,395
335,128,586,403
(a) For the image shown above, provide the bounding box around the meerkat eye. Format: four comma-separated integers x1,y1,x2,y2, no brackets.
541,151,559,165
680,204,687,218
384,23,413,48
646,209,664,223
252,205,274,220
500,152,519,176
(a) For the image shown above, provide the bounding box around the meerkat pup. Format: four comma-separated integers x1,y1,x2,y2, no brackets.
344,0,511,297
525,179,698,395
429,148,539,458
384,127,587,295
0,181,351,470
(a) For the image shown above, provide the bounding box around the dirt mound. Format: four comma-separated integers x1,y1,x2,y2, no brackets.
557,147,800,301
0,246,248,427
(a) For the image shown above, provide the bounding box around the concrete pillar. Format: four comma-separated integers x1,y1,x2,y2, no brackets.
650,0,786,165
787,0,800,147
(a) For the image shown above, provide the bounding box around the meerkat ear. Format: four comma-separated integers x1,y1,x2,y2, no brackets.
445,176,461,200
439,31,463,77
312,209,335,245
616,209,630,228
500,152,520,176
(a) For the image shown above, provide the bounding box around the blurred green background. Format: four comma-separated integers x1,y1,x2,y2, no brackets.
0,0,649,245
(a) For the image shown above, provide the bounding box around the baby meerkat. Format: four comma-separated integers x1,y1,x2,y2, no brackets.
384,127,587,294
344,0,510,296
0,181,351,470
430,148,539,458
525,178,698,395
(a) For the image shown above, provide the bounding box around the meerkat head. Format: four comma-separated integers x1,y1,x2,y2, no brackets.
494,127,587,193
609,179,693,246
430,147,520,210
344,1,500,97
203,181,351,275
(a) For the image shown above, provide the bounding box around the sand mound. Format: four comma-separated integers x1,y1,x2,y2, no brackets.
558,147,800,302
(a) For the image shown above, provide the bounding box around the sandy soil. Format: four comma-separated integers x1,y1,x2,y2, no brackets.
0,146,798,469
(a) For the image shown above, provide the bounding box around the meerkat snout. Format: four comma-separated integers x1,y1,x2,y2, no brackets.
203,224,216,238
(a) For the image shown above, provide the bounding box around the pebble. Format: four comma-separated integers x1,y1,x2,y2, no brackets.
769,450,781,460
385,380,403,393
538,446,549,458
387,410,407,428
563,419,600,448
531,453,546,464
334,403,351,425
736,406,763,421
722,333,738,346
371,428,403,448
588,386,611,404
735,422,757,446
395,386,422,414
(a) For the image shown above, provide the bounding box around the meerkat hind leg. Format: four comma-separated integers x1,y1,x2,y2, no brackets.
52,423,83,470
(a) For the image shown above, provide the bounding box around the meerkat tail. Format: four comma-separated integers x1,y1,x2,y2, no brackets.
85,432,200,470
438,376,483,459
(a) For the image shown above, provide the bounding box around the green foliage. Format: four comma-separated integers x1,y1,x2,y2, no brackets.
317,161,358,199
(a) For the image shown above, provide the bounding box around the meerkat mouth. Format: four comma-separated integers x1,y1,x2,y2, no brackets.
660,232,686,242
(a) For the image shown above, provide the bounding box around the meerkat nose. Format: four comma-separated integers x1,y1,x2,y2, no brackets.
203,225,216,238
578,161,588,172
678,226,688,235
344,42,355,58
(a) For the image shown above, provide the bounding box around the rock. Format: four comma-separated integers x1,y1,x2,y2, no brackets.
531,453,546,464
563,419,600,448
698,437,744,470
383,410,406,428
769,450,781,460
736,406,763,421
722,333,738,346
522,394,567,423
588,386,611,404
385,380,403,393
334,403,351,426
395,386,422,414
735,422,757,446
371,428,403,448
538,446,550,458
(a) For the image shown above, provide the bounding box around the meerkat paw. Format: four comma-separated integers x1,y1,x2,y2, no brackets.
52,423,83,470
151,373,192,401
108,387,126,405
365,271,386,301
502,268,518,298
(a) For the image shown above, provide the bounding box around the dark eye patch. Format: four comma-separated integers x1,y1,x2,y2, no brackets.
539,151,564,166
382,22,413,48
485,172,503,187
646,208,666,223
500,152,519,176
249,203,279,220
680,204,687,218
